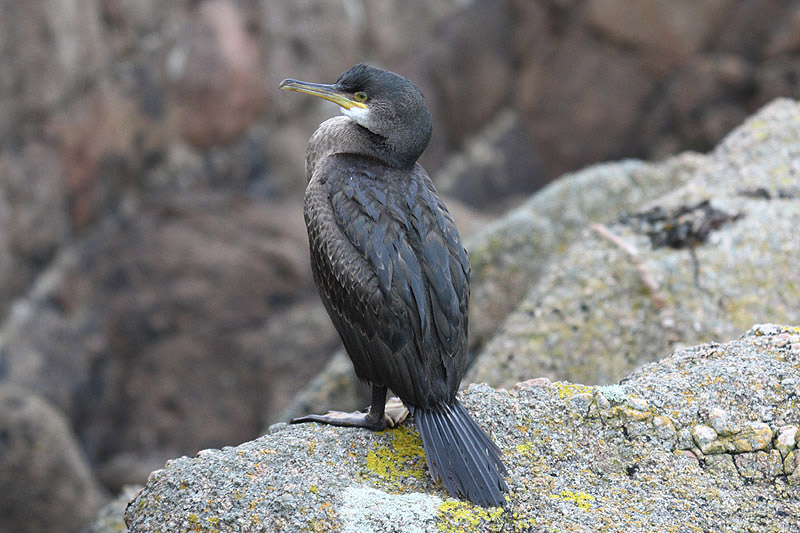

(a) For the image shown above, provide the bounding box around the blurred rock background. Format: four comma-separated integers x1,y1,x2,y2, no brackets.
0,0,798,531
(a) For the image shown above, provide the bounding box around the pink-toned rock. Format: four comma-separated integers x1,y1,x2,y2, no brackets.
168,0,268,147
587,0,733,69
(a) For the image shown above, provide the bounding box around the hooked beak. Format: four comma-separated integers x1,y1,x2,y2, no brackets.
279,79,367,110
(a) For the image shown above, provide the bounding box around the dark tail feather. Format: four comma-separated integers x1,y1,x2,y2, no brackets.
413,400,508,507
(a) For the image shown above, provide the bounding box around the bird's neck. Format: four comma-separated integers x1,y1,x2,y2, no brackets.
305,117,421,180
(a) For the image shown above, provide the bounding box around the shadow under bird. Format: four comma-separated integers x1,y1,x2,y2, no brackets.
280,64,508,507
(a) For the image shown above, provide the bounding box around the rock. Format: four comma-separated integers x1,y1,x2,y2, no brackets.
85,485,142,533
517,22,656,179
422,0,513,149
786,452,800,483
125,326,800,531
0,385,107,533
586,0,732,67
734,451,784,482
242,301,341,427
0,0,106,139
434,110,546,209
776,426,798,459
276,349,370,427
465,156,692,350
708,407,740,436
639,54,753,157
469,98,800,388
0,143,69,314
729,422,773,453
46,82,155,230
361,0,465,64
754,56,800,104
627,397,649,412
692,425,723,454
652,416,676,443
0,193,335,493
167,0,268,148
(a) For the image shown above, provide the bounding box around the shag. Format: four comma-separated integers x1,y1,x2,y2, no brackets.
280,64,508,507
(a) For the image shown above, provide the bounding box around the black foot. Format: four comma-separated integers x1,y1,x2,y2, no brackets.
291,396,409,430
291,410,388,430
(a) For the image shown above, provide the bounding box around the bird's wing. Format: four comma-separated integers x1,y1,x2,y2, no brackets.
304,154,469,406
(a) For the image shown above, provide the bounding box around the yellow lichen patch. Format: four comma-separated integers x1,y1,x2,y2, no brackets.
437,500,506,532
364,425,427,490
553,381,594,400
516,440,534,454
550,489,595,510
306,439,317,455
308,485,319,494
187,513,206,533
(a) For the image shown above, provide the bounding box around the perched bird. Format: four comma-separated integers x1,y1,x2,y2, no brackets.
280,64,508,507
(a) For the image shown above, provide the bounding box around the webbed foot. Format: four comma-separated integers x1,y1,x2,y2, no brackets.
290,386,409,431
291,409,389,431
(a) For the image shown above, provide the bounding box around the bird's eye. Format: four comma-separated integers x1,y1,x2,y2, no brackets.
354,91,368,103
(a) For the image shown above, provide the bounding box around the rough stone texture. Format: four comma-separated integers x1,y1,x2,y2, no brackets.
465,155,696,351
0,193,338,493
124,325,800,532
3,2,800,529
469,98,800,387
0,385,107,533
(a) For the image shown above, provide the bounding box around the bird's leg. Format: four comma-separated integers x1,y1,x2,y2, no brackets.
290,385,408,430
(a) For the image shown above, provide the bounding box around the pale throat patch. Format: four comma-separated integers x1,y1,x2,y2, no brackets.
341,105,375,129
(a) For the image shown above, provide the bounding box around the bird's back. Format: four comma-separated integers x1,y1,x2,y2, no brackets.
304,152,470,408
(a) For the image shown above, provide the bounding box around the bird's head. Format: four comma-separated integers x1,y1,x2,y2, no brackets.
280,64,433,169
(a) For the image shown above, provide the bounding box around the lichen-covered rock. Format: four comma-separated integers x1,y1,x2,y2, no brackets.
125,325,800,532
777,426,798,459
692,425,723,455
470,98,800,388
708,407,740,436
729,422,773,453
